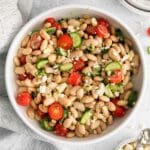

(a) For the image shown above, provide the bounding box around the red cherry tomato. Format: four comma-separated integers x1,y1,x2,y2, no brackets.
48,102,63,120
86,25,96,35
111,99,126,117
96,24,109,38
18,74,27,81
98,18,109,27
73,59,85,71
55,124,68,136
17,91,32,106
30,32,43,50
19,55,26,65
147,27,150,36
68,72,81,86
53,22,61,30
57,34,73,50
45,17,56,24
109,70,123,84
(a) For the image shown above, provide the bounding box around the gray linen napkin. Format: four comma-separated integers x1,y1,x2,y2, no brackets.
1,0,150,149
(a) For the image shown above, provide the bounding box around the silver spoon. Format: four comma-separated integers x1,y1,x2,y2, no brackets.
136,128,150,150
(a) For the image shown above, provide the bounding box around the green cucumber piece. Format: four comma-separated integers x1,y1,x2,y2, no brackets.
127,91,138,107
115,29,124,42
59,63,73,71
40,118,53,131
45,27,56,35
80,110,92,124
36,59,48,69
57,47,67,56
109,84,123,92
105,85,114,98
70,32,82,48
105,61,121,72
147,46,150,54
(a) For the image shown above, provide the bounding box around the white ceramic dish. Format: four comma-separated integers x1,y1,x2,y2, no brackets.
5,5,146,145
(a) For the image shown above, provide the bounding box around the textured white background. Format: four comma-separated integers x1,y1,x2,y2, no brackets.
0,0,150,149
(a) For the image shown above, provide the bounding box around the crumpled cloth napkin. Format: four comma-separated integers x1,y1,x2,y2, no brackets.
1,0,150,149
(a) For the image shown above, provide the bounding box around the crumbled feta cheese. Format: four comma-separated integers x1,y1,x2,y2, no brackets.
42,75,47,83
68,25,75,32
39,85,46,93
74,56,79,60
121,55,129,62
114,92,119,97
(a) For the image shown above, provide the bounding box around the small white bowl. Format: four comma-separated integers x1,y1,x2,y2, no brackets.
5,5,146,145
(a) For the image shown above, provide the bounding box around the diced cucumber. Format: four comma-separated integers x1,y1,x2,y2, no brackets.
109,84,123,92
57,47,67,56
80,110,92,124
56,83,67,93
45,27,56,35
127,91,138,107
105,85,114,98
70,32,82,48
105,61,121,72
115,29,124,42
36,59,48,69
39,118,54,131
59,63,73,71
92,64,101,77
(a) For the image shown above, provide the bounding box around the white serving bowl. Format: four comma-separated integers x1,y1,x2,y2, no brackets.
5,5,146,145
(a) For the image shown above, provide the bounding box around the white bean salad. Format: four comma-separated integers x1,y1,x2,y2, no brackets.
14,15,140,138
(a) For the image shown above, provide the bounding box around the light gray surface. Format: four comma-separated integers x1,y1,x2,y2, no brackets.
0,0,150,150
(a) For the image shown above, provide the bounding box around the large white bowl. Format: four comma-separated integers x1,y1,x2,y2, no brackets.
5,5,146,145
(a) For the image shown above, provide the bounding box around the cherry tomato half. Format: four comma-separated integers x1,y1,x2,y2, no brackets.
96,24,109,38
48,102,64,120
17,91,32,106
111,99,126,117
86,25,96,35
57,34,73,50
68,72,81,86
30,32,43,50
55,124,68,136
53,22,61,30
98,18,109,27
73,59,85,71
109,70,123,84
19,55,26,65
45,17,56,24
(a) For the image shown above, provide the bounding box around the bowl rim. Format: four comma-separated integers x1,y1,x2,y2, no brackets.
5,4,146,145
